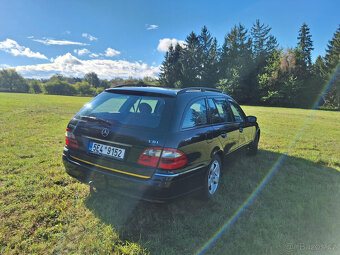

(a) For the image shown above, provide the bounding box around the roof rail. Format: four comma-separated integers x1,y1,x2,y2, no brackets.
177,87,222,94
114,83,154,88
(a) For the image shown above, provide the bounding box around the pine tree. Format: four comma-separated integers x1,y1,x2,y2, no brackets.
251,19,278,61
311,55,326,106
219,24,253,103
198,26,219,87
323,25,340,109
159,45,173,87
324,25,340,70
251,20,278,104
292,23,314,107
297,23,314,68
258,48,282,105
180,32,201,87
159,44,183,87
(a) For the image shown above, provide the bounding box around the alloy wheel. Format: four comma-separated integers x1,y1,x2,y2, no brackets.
207,160,220,195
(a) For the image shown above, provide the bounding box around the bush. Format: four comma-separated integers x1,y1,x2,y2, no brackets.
15,80,29,93
0,69,29,93
43,80,77,95
95,87,105,95
29,80,42,94
75,81,95,96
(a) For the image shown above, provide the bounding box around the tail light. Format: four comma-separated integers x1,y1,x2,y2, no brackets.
158,148,187,170
65,128,78,149
138,147,162,167
138,147,187,170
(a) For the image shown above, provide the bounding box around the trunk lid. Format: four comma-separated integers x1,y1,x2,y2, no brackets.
67,91,175,179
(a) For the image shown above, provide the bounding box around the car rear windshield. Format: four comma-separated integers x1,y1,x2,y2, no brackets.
75,91,173,129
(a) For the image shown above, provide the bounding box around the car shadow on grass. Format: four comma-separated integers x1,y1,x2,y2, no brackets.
83,149,340,255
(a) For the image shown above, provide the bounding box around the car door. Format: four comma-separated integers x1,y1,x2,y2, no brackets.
228,101,248,148
206,98,240,155
230,101,256,145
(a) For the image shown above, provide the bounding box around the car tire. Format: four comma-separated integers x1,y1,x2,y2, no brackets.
247,133,259,156
202,155,222,199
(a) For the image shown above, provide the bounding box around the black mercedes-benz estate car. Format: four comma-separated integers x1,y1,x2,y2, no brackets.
63,86,260,202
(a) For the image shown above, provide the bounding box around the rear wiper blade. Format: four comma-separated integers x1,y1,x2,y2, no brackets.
79,116,111,125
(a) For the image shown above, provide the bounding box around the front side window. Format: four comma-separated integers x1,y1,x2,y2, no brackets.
182,99,208,128
229,102,245,122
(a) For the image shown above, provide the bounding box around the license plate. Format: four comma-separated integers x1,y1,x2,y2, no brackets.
89,141,125,160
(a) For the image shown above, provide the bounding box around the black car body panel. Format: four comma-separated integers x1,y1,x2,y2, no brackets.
63,86,260,202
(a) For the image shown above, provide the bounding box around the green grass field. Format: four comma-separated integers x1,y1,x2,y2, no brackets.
1,93,339,254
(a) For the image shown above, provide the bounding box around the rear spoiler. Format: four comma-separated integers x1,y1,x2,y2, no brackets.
114,83,154,88
105,88,176,98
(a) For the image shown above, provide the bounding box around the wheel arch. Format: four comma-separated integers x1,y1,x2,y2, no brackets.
257,128,261,140
210,146,223,164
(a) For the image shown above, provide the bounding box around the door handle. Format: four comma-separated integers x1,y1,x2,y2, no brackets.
221,132,227,138
239,127,243,133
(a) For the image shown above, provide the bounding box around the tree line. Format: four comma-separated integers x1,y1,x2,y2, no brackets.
0,21,339,109
0,70,159,97
159,21,340,109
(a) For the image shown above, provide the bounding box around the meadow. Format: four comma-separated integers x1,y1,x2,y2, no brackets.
0,93,339,254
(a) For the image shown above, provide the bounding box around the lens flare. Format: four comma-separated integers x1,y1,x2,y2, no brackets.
196,63,340,255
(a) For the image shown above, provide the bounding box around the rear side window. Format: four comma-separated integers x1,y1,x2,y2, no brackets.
207,99,221,123
75,92,168,128
182,99,207,128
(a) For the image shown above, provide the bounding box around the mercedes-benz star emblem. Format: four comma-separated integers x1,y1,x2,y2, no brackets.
101,128,110,137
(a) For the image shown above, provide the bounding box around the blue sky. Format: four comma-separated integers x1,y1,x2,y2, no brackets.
0,0,339,79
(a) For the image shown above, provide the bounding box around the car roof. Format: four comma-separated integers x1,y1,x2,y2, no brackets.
105,86,234,100
106,86,179,96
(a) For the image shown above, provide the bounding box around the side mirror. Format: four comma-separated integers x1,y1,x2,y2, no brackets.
247,116,257,123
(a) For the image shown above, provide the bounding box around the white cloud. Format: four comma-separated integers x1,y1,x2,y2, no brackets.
157,38,186,52
74,48,91,56
146,24,159,30
82,33,98,41
74,47,120,58
89,53,100,58
33,38,88,46
0,39,48,60
14,52,159,79
65,30,71,35
27,35,34,39
0,64,11,69
105,47,120,57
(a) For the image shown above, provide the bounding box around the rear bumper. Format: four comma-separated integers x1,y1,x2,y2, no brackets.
62,150,206,202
